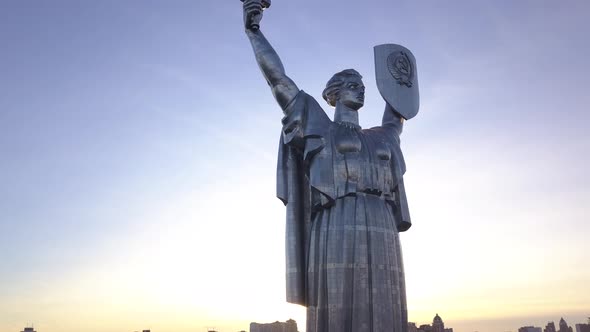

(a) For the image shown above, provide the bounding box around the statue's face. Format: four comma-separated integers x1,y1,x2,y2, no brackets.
338,76,365,111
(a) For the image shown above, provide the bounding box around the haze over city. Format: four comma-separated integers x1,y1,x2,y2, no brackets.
1,1,588,332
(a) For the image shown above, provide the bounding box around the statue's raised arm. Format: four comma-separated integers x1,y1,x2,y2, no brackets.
243,0,299,111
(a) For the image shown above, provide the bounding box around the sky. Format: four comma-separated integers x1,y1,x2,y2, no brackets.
1,1,589,332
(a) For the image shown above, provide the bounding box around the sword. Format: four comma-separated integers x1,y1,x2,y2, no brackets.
241,0,271,30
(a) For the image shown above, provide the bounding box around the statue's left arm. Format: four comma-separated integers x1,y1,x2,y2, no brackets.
381,103,412,232
382,102,404,137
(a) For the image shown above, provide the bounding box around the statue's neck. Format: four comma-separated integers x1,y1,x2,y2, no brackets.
334,102,359,127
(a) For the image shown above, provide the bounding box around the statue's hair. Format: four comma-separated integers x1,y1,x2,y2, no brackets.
322,69,363,107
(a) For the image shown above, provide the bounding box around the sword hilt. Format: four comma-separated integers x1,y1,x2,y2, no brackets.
241,0,271,8
241,0,271,30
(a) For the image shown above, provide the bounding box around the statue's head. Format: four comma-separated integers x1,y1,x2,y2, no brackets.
322,69,365,111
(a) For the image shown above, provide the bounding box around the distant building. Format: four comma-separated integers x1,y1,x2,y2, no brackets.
575,324,590,332
408,314,458,332
21,328,36,332
419,324,433,332
432,314,445,332
546,322,557,332
560,318,574,332
250,319,298,332
412,314,453,332
519,326,542,332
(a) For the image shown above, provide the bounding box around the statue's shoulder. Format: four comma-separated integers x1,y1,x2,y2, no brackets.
283,90,331,128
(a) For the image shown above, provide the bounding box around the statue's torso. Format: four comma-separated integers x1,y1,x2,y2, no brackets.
309,121,400,210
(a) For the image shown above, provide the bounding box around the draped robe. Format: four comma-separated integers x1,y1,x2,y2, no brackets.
277,91,411,332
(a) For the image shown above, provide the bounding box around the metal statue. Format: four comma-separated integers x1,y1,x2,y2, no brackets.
242,1,419,331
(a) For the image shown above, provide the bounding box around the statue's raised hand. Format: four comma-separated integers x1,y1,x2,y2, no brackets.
242,0,271,31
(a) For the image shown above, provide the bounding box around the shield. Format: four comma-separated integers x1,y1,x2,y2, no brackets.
374,44,420,120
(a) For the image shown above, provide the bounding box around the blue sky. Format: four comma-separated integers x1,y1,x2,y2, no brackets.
1,1,589,332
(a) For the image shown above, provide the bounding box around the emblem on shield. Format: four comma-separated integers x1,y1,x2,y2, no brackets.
374,44,420,120
388,51,414,88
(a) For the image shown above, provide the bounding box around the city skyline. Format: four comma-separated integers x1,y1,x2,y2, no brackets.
1,1,589,332
14,315,590,332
